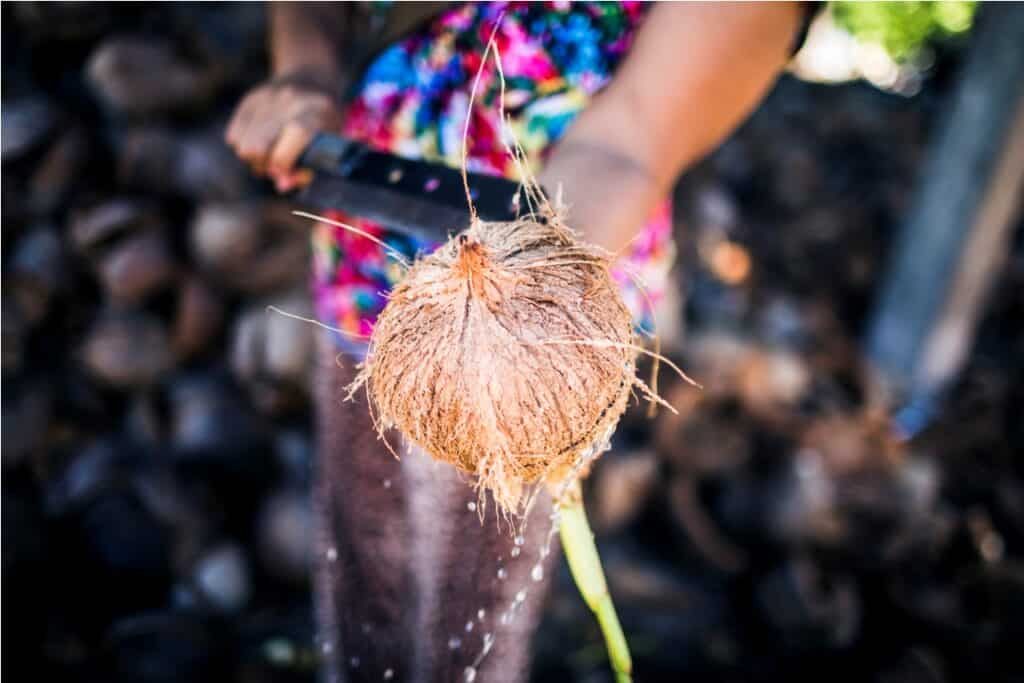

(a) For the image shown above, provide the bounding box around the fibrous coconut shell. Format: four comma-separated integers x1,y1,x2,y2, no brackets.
353,212,638,514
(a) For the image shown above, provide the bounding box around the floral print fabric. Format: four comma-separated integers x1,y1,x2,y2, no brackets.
312,1,674,347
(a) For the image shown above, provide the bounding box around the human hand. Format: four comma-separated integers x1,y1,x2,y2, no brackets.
225,69,343,193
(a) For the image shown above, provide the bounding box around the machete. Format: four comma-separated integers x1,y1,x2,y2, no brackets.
296,131,527,243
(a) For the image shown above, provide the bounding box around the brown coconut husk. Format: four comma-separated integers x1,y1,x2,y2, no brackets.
350,204,639,513
333,32,692,517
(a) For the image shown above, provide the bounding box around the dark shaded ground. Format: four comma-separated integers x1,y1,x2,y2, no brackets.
3,4,1021,682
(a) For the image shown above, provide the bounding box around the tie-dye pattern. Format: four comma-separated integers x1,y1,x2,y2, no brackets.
312,1,674,348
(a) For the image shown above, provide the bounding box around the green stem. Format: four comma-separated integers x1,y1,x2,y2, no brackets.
558,486,632,682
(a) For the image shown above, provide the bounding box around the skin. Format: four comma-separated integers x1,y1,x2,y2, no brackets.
225,3,347,190
226,2,801,247
227,3,800,681
541,2,801,250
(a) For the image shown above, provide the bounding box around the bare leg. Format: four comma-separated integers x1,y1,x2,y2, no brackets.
313,334,558,683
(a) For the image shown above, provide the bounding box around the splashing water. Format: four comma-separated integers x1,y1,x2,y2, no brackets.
459,434,614,678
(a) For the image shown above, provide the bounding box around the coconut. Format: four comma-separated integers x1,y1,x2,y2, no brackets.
334,29,693,517
351,209,638,513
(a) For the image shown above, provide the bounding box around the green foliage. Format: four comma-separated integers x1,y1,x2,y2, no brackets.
831,1,977,61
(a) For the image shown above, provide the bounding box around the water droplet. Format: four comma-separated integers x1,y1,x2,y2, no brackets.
321,641,333,655
384,668,394,679
496,568,508,580
514,535,525,546
510,547,521,557
325,547,338,562
349,656,361,669
263,638,295,664
531,564,544,582
515,589,527,603
448,636,462,650
482,633,495,654
382,479,392,489
500,612,511,625
467,501,477,512
464,666,477,682
477,609,486,621
981,532,1005,562
465,620,474,632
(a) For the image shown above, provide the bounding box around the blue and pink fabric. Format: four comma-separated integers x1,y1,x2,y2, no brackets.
312,1,675,345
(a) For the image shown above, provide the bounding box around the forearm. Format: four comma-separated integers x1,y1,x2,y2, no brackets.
270,2,347,79
587,2,800,192
545,2,801,250
227,3,348,182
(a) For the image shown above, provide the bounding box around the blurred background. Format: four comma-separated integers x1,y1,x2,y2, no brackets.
3,2,1022,682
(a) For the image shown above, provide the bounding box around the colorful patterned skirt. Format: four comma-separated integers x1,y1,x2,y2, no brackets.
312,1,675,352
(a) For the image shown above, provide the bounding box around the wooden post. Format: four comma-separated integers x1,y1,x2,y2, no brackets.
866,2,1024,423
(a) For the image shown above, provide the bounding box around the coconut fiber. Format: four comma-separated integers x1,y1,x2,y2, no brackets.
351,207,638,514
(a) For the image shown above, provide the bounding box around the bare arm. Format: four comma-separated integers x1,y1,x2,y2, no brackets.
269,2,347,80
542,2,802,251
226,3,348,188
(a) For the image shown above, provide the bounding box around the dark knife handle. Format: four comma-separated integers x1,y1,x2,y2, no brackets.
298,132,356,174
